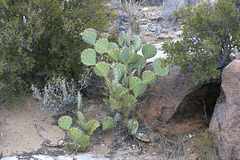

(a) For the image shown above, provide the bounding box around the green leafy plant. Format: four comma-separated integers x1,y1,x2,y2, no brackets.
162,0,240,86
0,0,116,106
196,129,218,160
80,28,169,139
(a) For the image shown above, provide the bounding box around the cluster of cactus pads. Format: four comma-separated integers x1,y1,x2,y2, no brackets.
58,111,115,151
81,28,169,98
80,28,169,141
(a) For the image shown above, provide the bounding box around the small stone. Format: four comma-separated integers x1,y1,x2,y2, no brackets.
152,152,156,155
132,145,136,150
101,143,105,147
188,134,194,138
187,148,191,152
58,139,64,145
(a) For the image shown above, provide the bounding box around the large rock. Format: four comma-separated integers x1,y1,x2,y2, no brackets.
209,58,240,160
139,65,220,134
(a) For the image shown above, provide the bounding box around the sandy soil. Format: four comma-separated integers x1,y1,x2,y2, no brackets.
0,96,210,160
0,96,65,157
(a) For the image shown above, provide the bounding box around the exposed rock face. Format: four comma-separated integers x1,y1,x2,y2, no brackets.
139,65,220,134
209,59,240,160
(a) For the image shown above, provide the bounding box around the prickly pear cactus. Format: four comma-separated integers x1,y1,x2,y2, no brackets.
132,55,146,69
82,28,97,45
81,49,96,66
127,52,137,64
113,68,122,83
95,38,109,54
132,82,147,98
94,62,110,77
80,28,170,137
58,116,72,130
101,116,116,132
129,77,142,90
67,128,90,151
114,63,127,75
118,31,125,47
107,49,120,61
108,42,119,50
119,47,130,64
134,36,142,52
126,30,132,47
142,43,157,59
77,111,85,122
142,71,157,85
114,113,121,121
78,120,100,135
127,119,139,135
153,58,169,76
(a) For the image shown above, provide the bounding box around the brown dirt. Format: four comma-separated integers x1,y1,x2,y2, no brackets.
0,96,65,157
0,95,213,159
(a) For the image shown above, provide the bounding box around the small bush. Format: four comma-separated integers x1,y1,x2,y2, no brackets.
31,74,90,115
0,0,116,105
163,0,240,86
196,129,218,159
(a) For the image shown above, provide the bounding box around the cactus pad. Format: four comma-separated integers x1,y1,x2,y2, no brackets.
142,71,157,85
81,49,96,66
95,38,109,54
127,65,134,75
126,30,132,47
127,52,137,64
78,120,100,135
113,68,122,82
67,128,90,151
134,36,142,52
107,49,120,61
58,116,72,130
101,116,116,132
129,77,142,90
114,113,121,121
82,28,97,45
77,111,85,122
94,62,110,77
119,47,130,64
105,77,111,90
153,58,169,76
114,63,127,75
132,55,146,69
142,43,157,59
127,119,139,135
108,42,119,50
133,82,147,97
118,31,125,47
